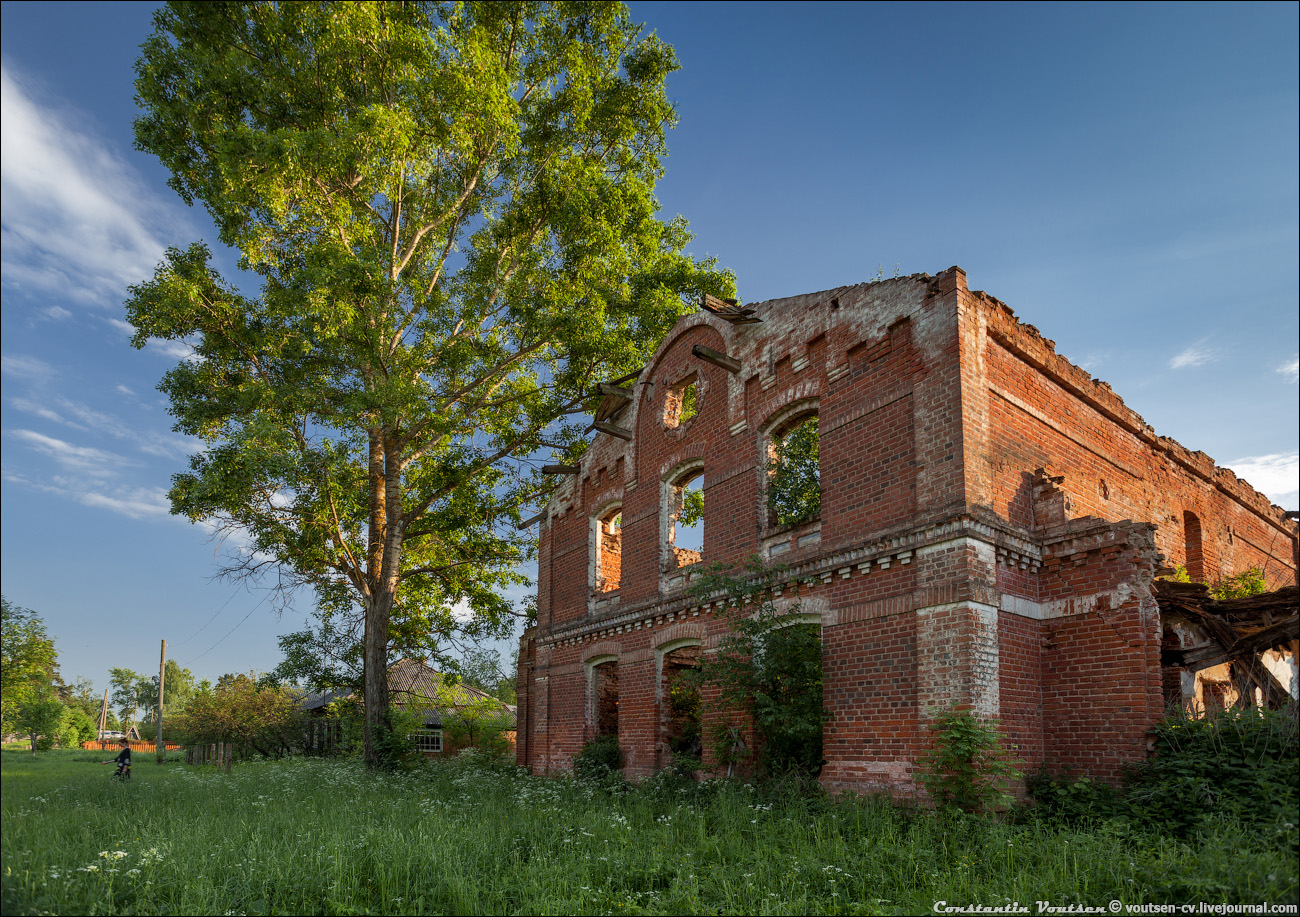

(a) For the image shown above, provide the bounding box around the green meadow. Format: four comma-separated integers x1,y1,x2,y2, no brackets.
2,748,1295,916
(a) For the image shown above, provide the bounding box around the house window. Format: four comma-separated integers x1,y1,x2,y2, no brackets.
595,507,622,593
409,728,443,753
767,414,820,527
663,374,699,429
666,469,704,569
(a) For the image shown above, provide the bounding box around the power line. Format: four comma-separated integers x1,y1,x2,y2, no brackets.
171,589,242,647
184,592,272,667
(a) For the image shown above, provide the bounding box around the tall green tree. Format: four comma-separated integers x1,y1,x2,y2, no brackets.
109,667,147,728
1,597,59,736
128,1,732,766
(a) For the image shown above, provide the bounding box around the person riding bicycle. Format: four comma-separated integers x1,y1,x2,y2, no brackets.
101,738,131,777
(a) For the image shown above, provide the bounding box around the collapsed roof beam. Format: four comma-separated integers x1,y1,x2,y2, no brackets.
593,421,633,441
517,510,545,530
541,464,580,474
597,382,634,399
692,344,742,374
701,293,761,324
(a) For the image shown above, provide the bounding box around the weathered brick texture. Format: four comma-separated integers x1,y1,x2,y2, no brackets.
517,266,1298,791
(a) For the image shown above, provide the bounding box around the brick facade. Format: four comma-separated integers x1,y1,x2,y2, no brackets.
516,266,1298,791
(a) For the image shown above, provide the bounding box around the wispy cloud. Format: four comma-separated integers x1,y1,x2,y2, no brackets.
9,394,201,459
1,354,55,380
1227,452,1300,508
1279,356,1299,383
1168,343,1217,370
2,469,171,521
0,65,183,307
9,429,137,476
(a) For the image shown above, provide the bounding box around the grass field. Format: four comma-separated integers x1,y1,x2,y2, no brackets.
2,748,1296,915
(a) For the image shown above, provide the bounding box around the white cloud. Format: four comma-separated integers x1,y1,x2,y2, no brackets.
1227,452,1300,508
9,394,201,459
1168,343,1216,370
0,65,183,307
10,429,137,476
1279,356,1299,383
2,469,171,521
41,305,72,321
1,354,54,380
115,384,135,396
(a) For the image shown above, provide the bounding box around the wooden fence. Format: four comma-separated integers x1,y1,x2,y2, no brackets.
83,740,183,752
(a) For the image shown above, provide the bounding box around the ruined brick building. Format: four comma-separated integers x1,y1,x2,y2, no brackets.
515,266,1298,792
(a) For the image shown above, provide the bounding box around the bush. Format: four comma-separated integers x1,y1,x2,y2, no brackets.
1124,706,1298,834
573,735,624,782
1025,770,1126,826
918,706,1021,813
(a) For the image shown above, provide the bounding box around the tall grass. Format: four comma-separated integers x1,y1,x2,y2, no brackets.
2,748,1295,915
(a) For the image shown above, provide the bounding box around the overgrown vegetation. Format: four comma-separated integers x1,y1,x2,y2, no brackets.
918,707,1022,813
4,749,1295,915
1028,706,1298,838
767,416,820,527
1159,564,1269,600
690,559,827,779
573,734,625,783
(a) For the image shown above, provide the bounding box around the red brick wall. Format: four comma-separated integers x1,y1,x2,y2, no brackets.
517,266,1296,792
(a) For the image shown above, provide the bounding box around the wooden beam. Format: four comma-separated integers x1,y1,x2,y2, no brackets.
593,421,633,441
597,383,634,399
692,343,742,374
517,511,545,530
701,292,739,311
541,464,579,474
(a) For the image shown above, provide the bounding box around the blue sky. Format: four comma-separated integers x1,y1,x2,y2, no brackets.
2,1,1297,696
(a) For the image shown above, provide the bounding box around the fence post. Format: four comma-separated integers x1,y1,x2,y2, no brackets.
224,742,233,774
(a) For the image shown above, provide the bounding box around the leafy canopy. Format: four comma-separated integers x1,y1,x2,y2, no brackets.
1,597,60,736
127,0,733,759
767,416,820,527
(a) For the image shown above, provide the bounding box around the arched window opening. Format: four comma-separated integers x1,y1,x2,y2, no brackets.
661,645,702,766
594,661,619,738
755,621,825,776
1184,511,1205,582
767,414,820,527
664,374,699,429
668,471,704,569
596,508,622,593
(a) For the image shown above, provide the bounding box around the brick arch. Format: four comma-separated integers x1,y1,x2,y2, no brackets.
652,622,707,650
583,643,622,664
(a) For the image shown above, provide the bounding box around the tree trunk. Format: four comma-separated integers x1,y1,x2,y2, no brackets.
362,589,394,767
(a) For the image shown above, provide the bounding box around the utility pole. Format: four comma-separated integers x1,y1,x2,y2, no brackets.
156,639,166,764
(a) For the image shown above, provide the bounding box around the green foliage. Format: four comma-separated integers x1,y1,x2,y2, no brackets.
1,597,59,736
1210,566,1268,600
1159,564,1192,583
128,0,733,767
918,707,1022,813
4,751,1295,915
690,558,828,779
1024,770,1126,826
678,480,705,528
175,675,306,760
1124,706,1298,834
55,707,98,749
767,416,820,527
572,734,625,782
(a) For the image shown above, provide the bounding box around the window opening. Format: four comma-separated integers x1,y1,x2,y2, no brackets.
756,622,824,775
1183,511,1205,582
596,509,622,593
669,471,704,568
768,415,820,527
664,374,699,429
409,728,443,754
662,645,702,764
595,661,619,737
